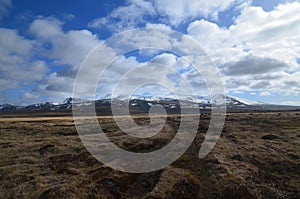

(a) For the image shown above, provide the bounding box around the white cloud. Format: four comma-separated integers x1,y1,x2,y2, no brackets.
150,53,177,66
22,92,39,100
145,23,171,30
30,17,63,39
29,19,180,102
259,91,271,96
187,1,300,95
145,53,210,96
97,53,181,99
223,56,288,76
88,0,156,32
89,0,249,30
2,1,300,105
0,28,48,91
0,28,32,58
278,101,300,106
27,17,101,101
0,26,51,104
88,0,249,33
30,17,100,69
188,2,300,69
222,70,300,96
152,0,249,26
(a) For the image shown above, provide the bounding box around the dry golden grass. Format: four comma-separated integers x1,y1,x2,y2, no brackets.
0,112,299,198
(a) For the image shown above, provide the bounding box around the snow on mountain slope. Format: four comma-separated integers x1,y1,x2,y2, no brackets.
228,96,264,106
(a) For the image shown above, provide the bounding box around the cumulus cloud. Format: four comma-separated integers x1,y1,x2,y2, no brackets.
187,1,300,95
30,17,63,39
98,53,188,99
30,22,183,101
2,1,300,105
0,28,48,91
148,53,210,96
30,17,100,69
88,0,246,31
259,91,271,96
152,0,248,26
250,81,271,90
145,23,171,30
150,53,177,66
223,56,288,76
88,0,156,32
0,27,51,105
27,17,101,101
188,2,300,69
222,70,300,96
22,92,39,100
29,23,183,102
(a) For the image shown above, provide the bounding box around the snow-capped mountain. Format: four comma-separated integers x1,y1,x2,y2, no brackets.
227,96,264,106
0,97,83,112
0,104,18,112
0,96,299,113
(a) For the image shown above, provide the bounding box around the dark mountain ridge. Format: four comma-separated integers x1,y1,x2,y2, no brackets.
0,96,299,114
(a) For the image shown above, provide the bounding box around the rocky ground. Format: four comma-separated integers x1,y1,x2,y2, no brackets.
0,112,299,198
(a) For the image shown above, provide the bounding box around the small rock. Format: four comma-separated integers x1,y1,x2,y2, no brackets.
261,134,280,140
232,154,242,161
39,144,55,155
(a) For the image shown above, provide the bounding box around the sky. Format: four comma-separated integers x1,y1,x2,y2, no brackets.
0,0,300,106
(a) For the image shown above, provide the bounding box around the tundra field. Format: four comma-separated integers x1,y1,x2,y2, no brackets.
0,111,300,198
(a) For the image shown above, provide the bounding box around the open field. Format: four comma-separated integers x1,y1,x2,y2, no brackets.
0,112,300,198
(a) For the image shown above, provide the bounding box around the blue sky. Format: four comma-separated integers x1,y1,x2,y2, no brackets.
0,0,300,105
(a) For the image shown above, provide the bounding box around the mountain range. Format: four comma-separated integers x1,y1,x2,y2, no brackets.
0,96,299,113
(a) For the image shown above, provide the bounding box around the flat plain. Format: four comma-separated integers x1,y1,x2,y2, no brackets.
0,111,300,198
